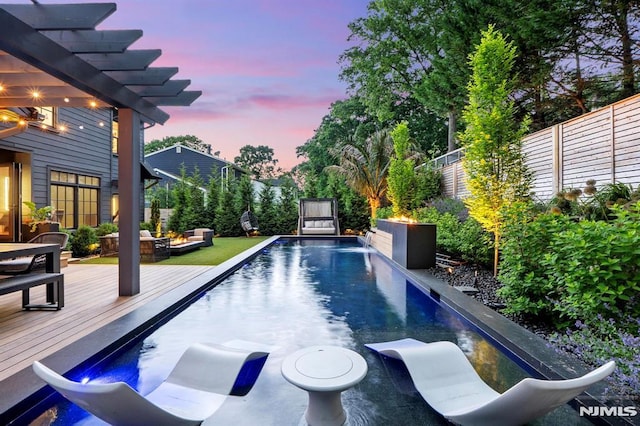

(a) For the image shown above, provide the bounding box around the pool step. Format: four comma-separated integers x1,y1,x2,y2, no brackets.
436,253,466,270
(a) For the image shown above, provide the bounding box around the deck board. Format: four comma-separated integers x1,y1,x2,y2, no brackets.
0,264,210,381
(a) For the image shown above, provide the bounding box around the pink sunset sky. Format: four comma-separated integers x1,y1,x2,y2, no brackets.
21,0,372,170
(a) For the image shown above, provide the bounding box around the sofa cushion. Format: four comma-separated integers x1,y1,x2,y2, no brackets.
193,228,211,237
139,230,152,238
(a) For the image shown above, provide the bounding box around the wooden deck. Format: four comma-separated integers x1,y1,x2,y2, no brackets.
0,263,210,382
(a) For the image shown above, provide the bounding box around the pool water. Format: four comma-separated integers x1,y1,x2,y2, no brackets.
33,239,587,425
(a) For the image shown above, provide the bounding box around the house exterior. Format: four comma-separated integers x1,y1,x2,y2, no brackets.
1,2,200,295
145,144,244,188
144,144,284,204
0,106,161,242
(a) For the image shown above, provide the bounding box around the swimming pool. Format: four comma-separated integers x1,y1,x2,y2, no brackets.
30,239,588,425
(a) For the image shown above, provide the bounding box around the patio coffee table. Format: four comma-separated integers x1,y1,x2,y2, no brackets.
281,345,367,426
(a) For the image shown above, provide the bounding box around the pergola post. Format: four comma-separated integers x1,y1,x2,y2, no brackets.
118,108,141,296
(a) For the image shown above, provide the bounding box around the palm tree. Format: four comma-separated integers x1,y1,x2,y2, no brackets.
326,130,394,220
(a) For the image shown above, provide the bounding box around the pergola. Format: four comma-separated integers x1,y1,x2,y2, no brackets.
0,3,201,296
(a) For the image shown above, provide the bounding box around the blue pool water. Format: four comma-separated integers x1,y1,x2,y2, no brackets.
32,239,587,425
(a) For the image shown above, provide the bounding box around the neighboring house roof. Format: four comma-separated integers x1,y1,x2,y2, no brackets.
145,144,245,179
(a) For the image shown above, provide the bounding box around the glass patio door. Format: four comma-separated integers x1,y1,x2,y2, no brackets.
0,162,22,242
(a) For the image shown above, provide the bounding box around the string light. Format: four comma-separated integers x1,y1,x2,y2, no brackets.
31,90,40,99
89,100,97,108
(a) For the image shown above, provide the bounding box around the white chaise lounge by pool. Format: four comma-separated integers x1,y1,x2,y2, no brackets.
33,340,272,426
366,338,615,426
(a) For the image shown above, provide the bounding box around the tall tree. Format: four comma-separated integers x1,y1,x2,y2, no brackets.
387,122,417,217
326,130,394,220
202,173,220,230
578,0,639,99
167,166,189,233
275,177,299,235
295,97,377,195
144,135,211,155
258,182,278,235
236,175,255,215
460,26,532,276
234,145,280,179
340,0,471,152
215,178,242,236
184,166,206,230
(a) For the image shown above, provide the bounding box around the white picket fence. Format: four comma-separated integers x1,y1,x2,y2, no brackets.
438,93,640,201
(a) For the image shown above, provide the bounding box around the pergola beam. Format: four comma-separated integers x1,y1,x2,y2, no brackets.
0,3,116,30
105,67,179,85
146,90,202,106
41,29,143,53
0,9,170,123
79,50,162,71
128,79,190,97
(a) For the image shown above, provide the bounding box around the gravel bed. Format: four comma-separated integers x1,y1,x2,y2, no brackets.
429,263,554,337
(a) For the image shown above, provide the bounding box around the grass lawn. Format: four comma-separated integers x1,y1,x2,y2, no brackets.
79,236,271,266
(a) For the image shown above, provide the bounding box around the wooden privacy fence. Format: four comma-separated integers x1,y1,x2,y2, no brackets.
438,94,640,201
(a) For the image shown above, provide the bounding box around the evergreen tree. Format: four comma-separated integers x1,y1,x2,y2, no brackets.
203,172,220,230
276,177,299,234
460,26,532,276
388,122,416,217
184,165,206,230
335,176,370,233
258,182,278,235
167,166,189,233
236,175,255,215
150,197,161,237
215,178,242,236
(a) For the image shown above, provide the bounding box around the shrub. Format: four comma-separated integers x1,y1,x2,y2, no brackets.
374,206,393,223
499,201,640,324
498,203,570,320
139,222,153,232
96,222,118,237
543,204,640,321
414,205,492,265
70,225,98,258
412,164,442,208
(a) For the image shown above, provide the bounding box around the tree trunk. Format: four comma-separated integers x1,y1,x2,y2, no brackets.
493,229,500,277
369,197,380,220
617,5,635,98
447,109,457,152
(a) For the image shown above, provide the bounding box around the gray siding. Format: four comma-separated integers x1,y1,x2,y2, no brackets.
0,107,118,226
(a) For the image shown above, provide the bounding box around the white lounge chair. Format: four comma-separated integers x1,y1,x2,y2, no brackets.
33,340,272,426
365,338,615,426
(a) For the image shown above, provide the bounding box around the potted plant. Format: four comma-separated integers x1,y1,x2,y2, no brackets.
22,201,59,241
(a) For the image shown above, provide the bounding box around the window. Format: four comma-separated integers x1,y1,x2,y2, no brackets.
111,194,119,222
50,171,100,228
112,119,119,154
33,106,56,130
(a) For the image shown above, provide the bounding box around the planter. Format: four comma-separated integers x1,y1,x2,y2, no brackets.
375,219,436,269
21,222,60,242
